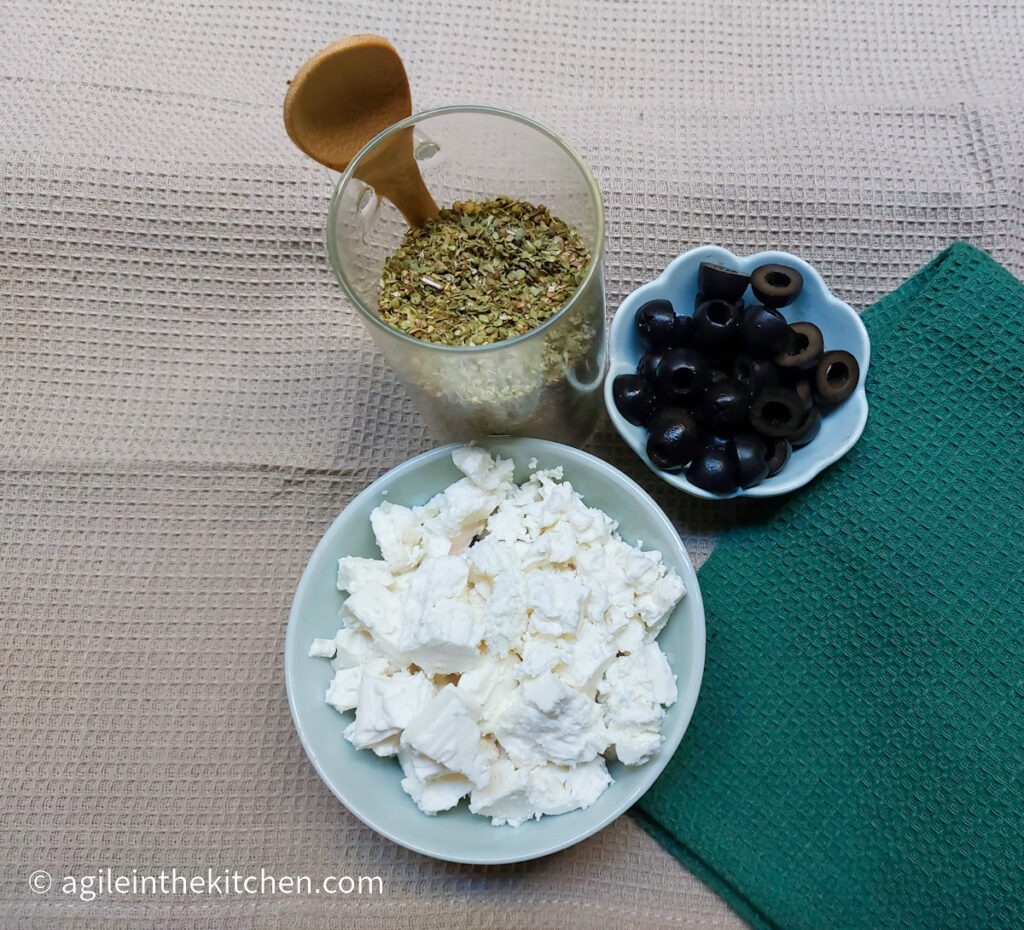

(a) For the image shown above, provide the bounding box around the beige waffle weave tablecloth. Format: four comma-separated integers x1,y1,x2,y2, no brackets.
2,1,1022,927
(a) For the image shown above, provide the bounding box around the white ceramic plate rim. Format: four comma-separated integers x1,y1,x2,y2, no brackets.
284,438,705,864
604,246,871,499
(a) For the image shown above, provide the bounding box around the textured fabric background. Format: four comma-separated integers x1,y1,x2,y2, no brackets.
1,1,1022,927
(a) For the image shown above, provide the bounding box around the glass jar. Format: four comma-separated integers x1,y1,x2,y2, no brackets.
326,106,606,444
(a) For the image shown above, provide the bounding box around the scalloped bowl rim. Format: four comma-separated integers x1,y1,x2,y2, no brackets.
604,246,870,499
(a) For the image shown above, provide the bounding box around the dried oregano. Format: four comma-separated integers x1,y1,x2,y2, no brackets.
377,196,591,346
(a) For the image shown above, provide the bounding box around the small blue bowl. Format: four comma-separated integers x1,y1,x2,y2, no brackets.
605,246,870,499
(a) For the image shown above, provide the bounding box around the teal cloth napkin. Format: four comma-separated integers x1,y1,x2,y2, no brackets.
634,243,1024,930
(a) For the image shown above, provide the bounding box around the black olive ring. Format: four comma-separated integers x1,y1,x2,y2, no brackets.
816,350,860,405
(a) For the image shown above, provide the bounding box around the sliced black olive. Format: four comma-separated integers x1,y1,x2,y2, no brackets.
703,433,734,453
612,374,659,427
637,351,663,384
775,322,824,370
635,299,677,348
739,304,791,358
646,407,701,472
792,377,814,411
732,432,770,488
656,348,709,402
789,405,822,448
815,350,860,405
748,386,805,437
750,263,803,308
697,262,750,303
732,353,777,396
698,377,749,431
693,299,742,354
687,444,738,495
669,313,694,347
764,438,792,477
708,366,728,383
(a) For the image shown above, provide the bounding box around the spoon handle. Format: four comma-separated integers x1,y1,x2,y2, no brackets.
355,127,439,228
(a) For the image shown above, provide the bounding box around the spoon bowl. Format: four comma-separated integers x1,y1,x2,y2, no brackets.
284,35,438,227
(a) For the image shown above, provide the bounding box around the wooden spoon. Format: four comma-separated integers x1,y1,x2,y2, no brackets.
283,35,439,227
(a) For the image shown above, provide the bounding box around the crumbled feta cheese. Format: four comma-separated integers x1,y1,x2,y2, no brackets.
369,734,400,758
494,672,607,767
465,534,512,579
342,582,404,651
558,622,616,695
401,768,474,815
526,569,587,637
637,573,686,639
521,520,579,568
527,758,613,816
417,464,511,553
599,643,678,765
308,637,337,659
401,685,490,788
343,659,435,753
369,502,425,572
331,626,380,669
481,569,528,655
397,554,469,608
324,665,361,713
455,654,518,732
397,744,474,814
452,444,515,490
612,619,646,655
469,756,532,826
337,556,395,594
402,597,482,675
398,745,449,783
310,447,687,826
516,633,564,680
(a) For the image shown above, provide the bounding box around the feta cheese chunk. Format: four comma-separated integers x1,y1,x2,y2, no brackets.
599,644,678,765
527,758,613,816
331,626,380,670
455,654,518,732
308,637,337,659
324,665,361,713
637,572,686,639
452,444,515,490
370,502,425,572
398,743,474,815
342,583,404,655
480,569,528,655
417,474,509,554
516,633,564,680
403,773,474,814
494,672,607,767
401,555,469,604
526,569,587,637
558,622,616,695
343,660,435,754
337,556,395,594
400,685,490,788
469,757,532,826
402,597,482,675
521,520,579,568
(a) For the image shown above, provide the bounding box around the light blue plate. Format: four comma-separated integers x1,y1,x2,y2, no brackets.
285,437,705,864
604,246,871,499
